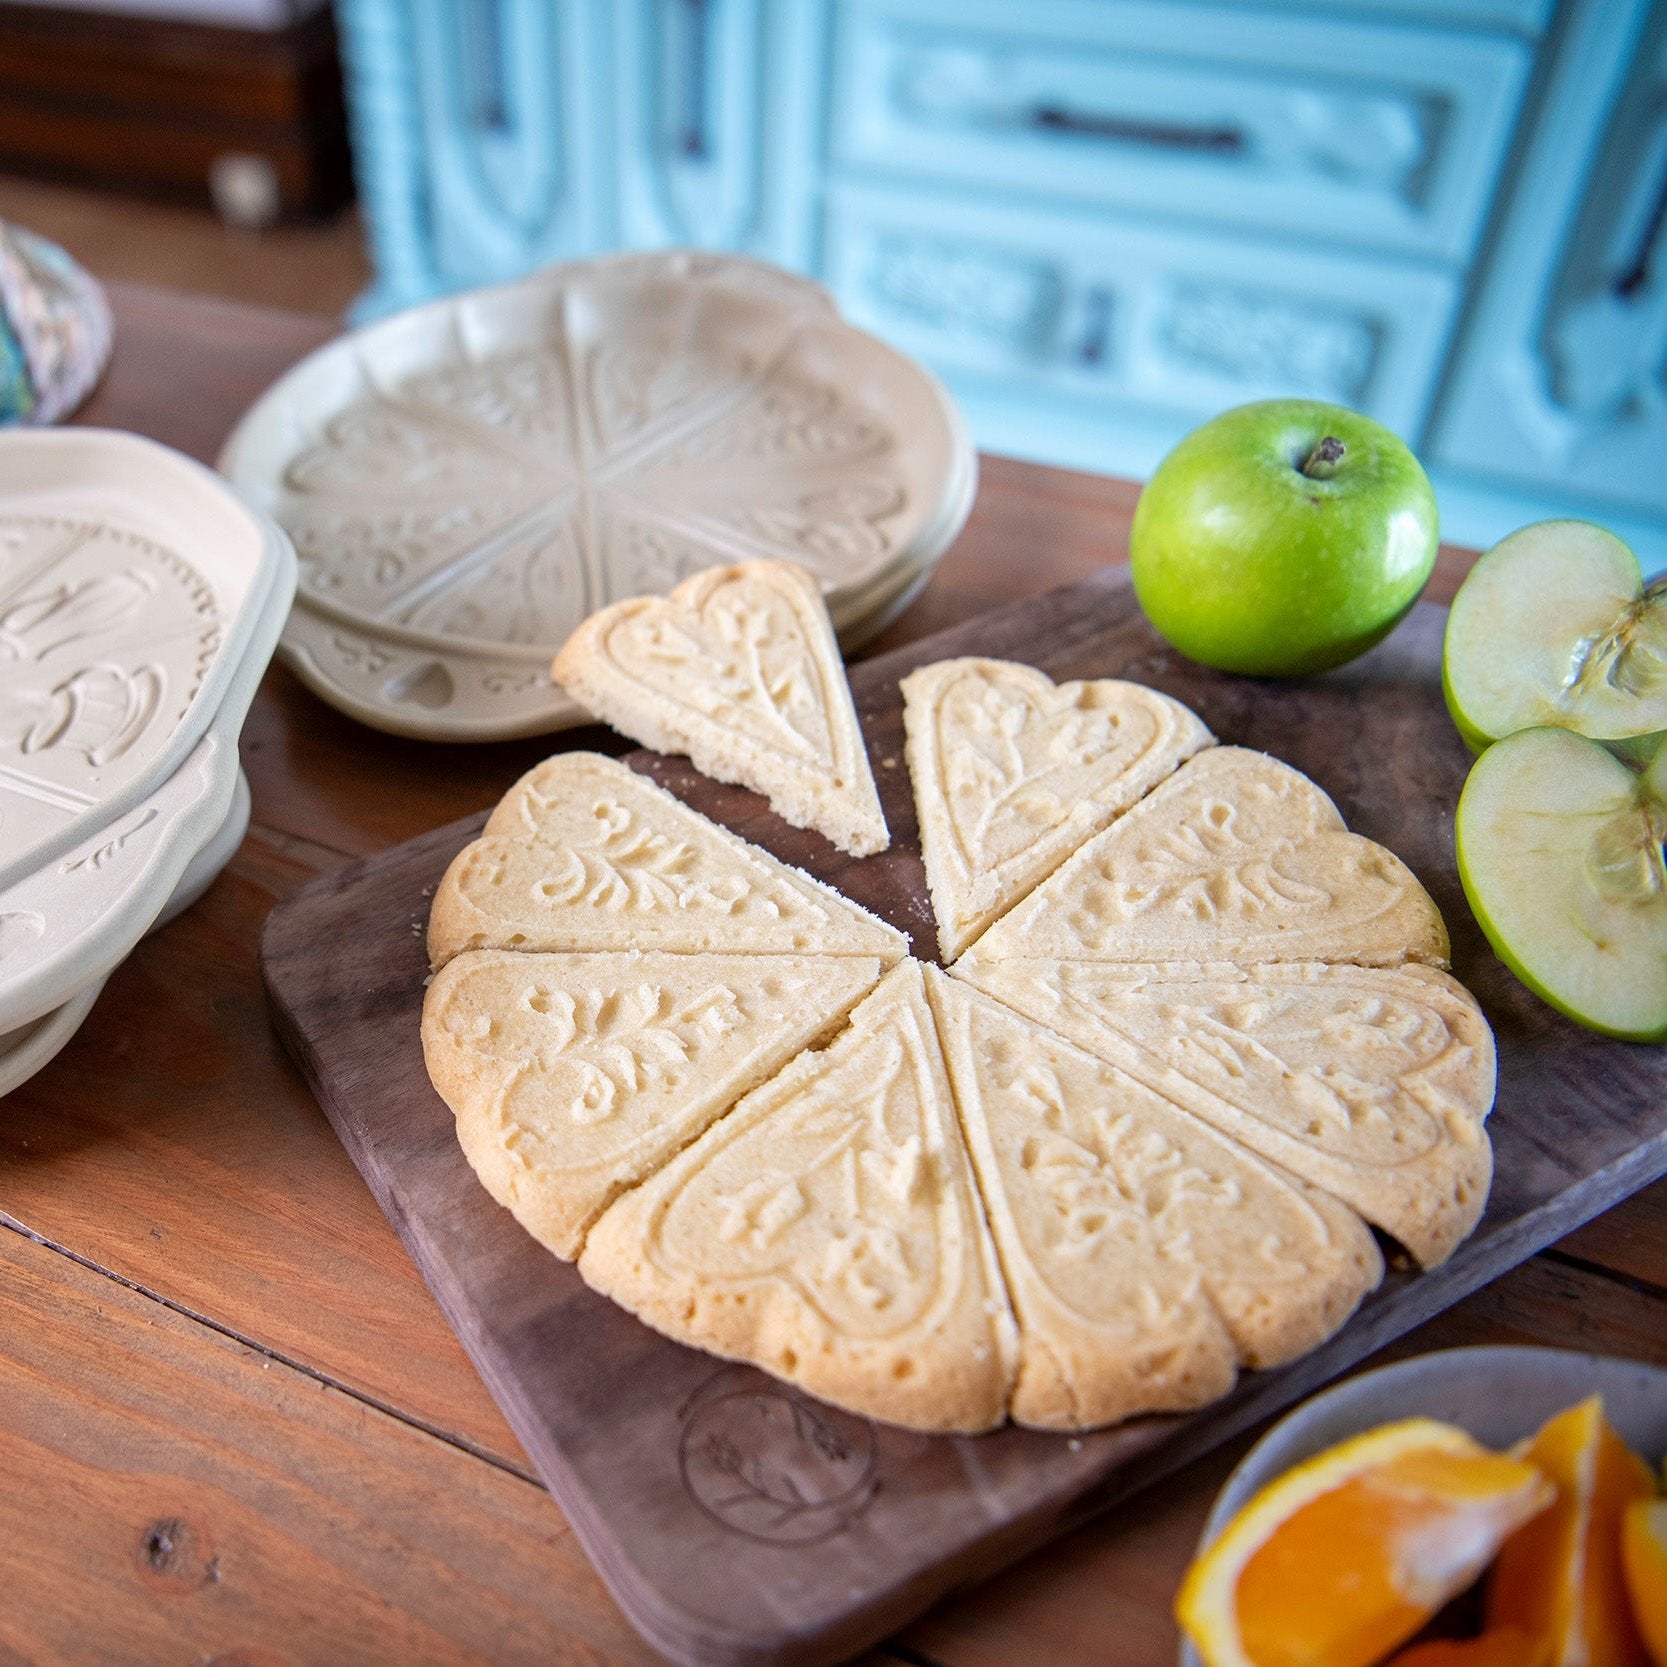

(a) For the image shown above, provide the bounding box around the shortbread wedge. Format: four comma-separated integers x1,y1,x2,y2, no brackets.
925,971,1383,1430
962,746,1448,971
902,659,1213,962
429,753,906,969
423,950,885,1258
955,959,1494,1269
578,961,1019,1432
553,560,889,856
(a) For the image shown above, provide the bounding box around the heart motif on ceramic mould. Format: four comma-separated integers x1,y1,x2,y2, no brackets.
902,659,1214,961
266,315,927,656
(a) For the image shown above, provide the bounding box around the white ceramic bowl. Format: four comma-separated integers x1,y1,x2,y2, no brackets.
220,249,974,741
0,429,291,890
1179,1345,1667,1667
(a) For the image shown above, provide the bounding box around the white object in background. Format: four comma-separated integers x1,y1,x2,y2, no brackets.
0,507,294,1032
1178,1344,1667,1667
209,154,284,230
0,429,290,891
220,249,974,741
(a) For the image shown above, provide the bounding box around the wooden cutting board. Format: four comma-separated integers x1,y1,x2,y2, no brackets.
261,567,1667,1667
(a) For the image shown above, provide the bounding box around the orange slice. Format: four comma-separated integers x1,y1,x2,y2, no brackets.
1622,1499,1667,1667
1488,1396,1656,1667
1386,1629,1548,1667
1387,1630,1548,1667
1177,1418,1554,1667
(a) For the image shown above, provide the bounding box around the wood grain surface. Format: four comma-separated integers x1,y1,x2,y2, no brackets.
2,282,1663,1666
262,567,1667,1666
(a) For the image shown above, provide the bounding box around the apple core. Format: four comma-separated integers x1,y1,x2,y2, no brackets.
1457,728,1667,1040
1443,521,1667,751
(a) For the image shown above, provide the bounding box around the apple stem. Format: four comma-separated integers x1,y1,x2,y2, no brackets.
1301,437,1346,479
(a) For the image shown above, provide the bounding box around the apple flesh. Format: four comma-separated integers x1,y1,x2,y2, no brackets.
1457,727,1667,1040
1443,520,1667,752
1130,399,1439,677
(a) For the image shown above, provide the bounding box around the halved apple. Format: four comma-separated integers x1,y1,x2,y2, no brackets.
1444,521,1667,753
1457,727,1667,1040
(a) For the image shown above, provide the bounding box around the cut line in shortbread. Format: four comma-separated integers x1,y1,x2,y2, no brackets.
961,745,1449,971
428,752,906,970
553,560,889,856
578,961,1019,1433
953,958,1494,1270
902,658,1213,962
423,949,887,1258
926,969,1383,1430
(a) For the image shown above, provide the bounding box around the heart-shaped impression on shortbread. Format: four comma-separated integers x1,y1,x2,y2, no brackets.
952,957,1492,1269
427,753,907,969
423,947,887,1258
901,658,1214,961
577,961,1016,1432
963,746,1450,971
553,560,888,856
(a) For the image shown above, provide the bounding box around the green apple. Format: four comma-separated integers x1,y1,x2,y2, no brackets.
1129,399,1439,676
1443,519,1667,754
1456,726,1667,1040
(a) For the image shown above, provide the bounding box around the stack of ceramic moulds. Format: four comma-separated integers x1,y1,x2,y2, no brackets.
0,431,297,1095
218,250,975,742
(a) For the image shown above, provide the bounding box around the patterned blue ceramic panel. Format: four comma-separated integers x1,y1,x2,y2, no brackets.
831,0,1530,264
335,0,1667,554
824,182,1461,438
1431,0,1667,519
611,0,821,266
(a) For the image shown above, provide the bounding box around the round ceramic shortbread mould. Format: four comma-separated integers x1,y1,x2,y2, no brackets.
219,249,975,741
0,429,293,893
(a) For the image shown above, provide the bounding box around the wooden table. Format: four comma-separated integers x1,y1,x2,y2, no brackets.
3,283,1664,1667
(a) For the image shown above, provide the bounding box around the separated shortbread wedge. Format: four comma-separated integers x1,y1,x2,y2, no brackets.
423,950,886,1257
962,746,1448,971
553,560,889,856
925,971,1383,1430
579,961,1019,1432
955,959,1494,1269
429,752,906,969
902,659,1213,962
